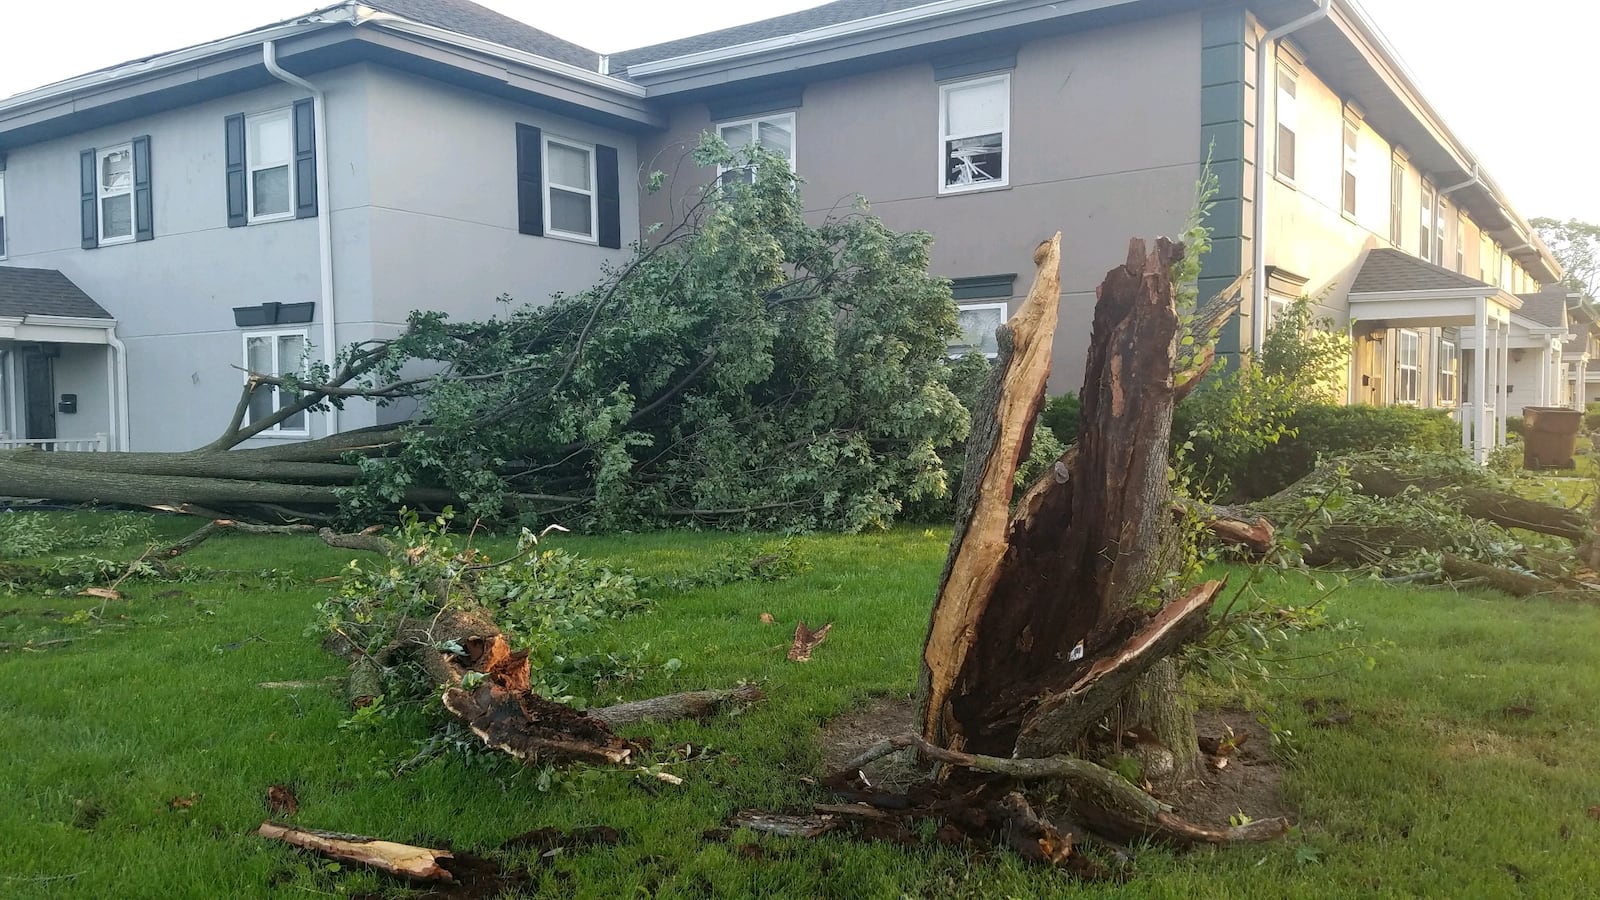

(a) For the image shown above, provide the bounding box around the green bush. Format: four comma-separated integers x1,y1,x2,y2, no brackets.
1187,404,1459,500
1041,393,1081,447
1506,416,1525,436
1585,402,1600,432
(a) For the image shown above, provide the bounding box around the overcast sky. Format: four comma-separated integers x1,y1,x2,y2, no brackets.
2,0,1595,225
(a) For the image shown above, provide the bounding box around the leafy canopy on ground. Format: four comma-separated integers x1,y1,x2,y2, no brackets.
3,514,1600,896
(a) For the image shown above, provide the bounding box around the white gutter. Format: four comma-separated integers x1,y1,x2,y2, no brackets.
1251,0,1332,354
1439,164,1480,196
353,7,646,97
263,41,339,438
105,326,130,451
625,0,1021,76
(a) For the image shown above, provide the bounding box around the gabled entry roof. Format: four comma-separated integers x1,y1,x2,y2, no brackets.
0,266,113,320
1350,249,1492,295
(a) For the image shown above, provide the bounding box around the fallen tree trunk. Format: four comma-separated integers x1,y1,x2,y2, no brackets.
1346,463,1589,542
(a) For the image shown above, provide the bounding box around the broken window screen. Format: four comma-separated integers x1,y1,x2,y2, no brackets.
245,331,308,432
941,76,1007,191
951,303,1007,357
98,145,133,240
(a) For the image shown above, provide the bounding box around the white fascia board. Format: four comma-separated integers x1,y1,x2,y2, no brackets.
627,0,1037,77
25,314,119,328
356,9,646,98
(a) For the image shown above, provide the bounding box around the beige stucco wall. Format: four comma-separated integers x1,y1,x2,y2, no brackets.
637,12,1208,395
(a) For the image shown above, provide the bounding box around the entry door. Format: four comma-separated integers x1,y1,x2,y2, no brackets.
22,350,55,441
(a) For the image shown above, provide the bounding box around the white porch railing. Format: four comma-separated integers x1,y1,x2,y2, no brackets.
0,434,108,452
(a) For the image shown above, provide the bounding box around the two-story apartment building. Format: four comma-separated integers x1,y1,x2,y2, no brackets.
0,0,1568,463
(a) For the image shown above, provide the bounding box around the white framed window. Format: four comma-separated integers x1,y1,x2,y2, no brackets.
1395,328,1421,405
246,108,295,223
950,301,1008,358
97,143,135,244
1419,181,1437,264
0,170,7,258
243,329,310,435
543,136,596,242
1267,293,1293,329
1455,213,1466,272
1341,120,1358,217
716,113,795,185
939,74,1009,194
1437,336,1458,405
1275,65,1297,181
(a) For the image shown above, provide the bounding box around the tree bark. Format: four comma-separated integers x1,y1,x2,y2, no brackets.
1345,463,1589,542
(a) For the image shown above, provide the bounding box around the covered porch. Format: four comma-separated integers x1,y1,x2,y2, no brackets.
1347,250,1527,464
0,267,127,452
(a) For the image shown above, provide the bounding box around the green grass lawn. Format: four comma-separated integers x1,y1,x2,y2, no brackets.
3,515,1600,898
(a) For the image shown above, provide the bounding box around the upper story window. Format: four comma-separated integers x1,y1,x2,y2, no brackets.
226,100,315,228
939,74,1009,193
544,136,597,242
97,144,135,244
1341,120,1358,217
1419,181,1437,265
717,113,795,185
1388,158,1404,247
244,329,309,435
246,109,295,223
1455,213,1466,272
1275,65,1297,181
0,170,7,258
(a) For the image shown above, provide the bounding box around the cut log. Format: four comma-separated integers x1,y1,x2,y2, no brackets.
1189,502,1275,558
256,822,454,881
589,685,765,727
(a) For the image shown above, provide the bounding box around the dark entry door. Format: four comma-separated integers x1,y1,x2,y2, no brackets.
22,350,56,441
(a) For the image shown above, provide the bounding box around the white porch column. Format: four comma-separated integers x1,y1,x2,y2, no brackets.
1474,301,1489,464
1497,319,1511,447
1537,344,1551,407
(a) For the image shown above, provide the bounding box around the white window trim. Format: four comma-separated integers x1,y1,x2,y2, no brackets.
97,142,135,245
715,112,798,181
950,300,1009,359
1419,181,1437,265
0,169,7,260
242,328,311,437
246,107,296,225
938,73,1010,195
1340,119,1358,218
1267,293,1293,329
1395,328,1421,406
542,135,598,244
1274,64,1297,183
1437,336,1459,406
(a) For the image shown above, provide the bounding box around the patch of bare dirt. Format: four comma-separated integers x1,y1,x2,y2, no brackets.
818,694,921,789
1174,709,1294,829
819,699,1294,831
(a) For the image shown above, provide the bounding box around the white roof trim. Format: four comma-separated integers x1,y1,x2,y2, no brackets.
1349,287,1523,310
23,314,118,328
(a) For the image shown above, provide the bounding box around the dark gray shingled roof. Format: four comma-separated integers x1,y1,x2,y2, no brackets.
612,0,938,71
365,0,601,69
1350,248,1493,294
1514,289,1570,328
0,267,113,320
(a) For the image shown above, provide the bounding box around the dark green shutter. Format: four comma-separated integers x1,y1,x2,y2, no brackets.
293,98,317,219
132,135,153,242
596,144,621,249
515,124,543,236
79,149,98,249
225,114,247,227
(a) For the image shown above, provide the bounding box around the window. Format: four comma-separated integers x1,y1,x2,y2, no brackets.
1437,336,1458,405
1395,329,1421,405
716,113,795,185
543,136,596,241
246,109,294,222
1455,213,1466,272
244,330,309,434
950,301,1008,358
1341,120,1358,216
0,170,6,258
1267,293,1293,329
939,74,1009,193
1275,65,1297,181
1418,181,1436,264
97,143,134,244
1389,159,1404,246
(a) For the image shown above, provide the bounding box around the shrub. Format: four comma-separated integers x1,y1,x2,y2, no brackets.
1506,416,1525,436
1585,402,1600,432
1041,393,1081,447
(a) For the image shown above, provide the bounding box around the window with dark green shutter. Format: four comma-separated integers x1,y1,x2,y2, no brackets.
293,98,317,219
515,124,544,236
79,139,152,248
596,144,621,249
227,103,314,226
132,135,153,242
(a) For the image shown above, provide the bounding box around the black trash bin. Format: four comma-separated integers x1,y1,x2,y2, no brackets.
1521,406,1583,469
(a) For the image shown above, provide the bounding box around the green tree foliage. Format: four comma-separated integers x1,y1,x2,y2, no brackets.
1531,217,1600,296
339,139,971,531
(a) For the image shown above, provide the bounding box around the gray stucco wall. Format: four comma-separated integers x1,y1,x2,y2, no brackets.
1,62,641,450
637,12,1205,395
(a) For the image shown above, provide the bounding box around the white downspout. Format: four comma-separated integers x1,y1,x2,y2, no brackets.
105,327,130,451
1251,0,1332,354
263,41,338,437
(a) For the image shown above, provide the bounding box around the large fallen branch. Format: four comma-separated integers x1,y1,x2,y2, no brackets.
256,822,455,882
